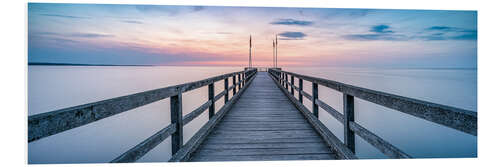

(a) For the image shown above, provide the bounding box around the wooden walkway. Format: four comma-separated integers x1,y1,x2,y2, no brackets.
189,72,336,161
28,68,476,162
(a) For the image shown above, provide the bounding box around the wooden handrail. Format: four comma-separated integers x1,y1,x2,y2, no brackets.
28,68,258,163
269,69,476,135
268,68,476,159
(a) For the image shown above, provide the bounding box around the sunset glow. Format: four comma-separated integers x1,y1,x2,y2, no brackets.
28,3,477,68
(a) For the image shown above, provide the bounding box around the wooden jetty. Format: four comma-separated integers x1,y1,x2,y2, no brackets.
28,67,476,162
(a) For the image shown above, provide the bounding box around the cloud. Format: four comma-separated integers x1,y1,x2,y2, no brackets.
39,14,90,19
344,24,408,41
344,34,408,41
343,24,477,41
69,33,114,38
421,26,477,41
270,19,313,26
370,24,394,33
279,32,307,40
121,20,143,24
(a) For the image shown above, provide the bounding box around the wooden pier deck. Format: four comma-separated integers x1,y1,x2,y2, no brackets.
28,67,476,163
189,72,335,161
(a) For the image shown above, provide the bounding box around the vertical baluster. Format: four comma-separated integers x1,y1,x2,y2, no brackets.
291,76,295,95
224,78,229,104
208,83,214,119
312,83,318,117
299,78,303,103
238,73,241,90
242,72,245,86
233,75,236,95
280,72,283,86
285,74,289,90
170,92,183,155
343,93,355,153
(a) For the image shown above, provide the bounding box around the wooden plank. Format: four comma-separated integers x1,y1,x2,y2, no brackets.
271,69,477,136
268,72,357,160
214,90,226,103
216,122,313,127
182,100,211,125
170,92,183,155
316,99,344,123
208,83,215,118
110,124,176,163
312,83,319,117
224,78,229,103
209,130,318,137
215,127,314,131
349,121,411,158
203,137,325,144
188,72,335,162
299,79,303,103
190,153,335,161
168,69,257,162
301,90,312,101
343,93,355,153
195,147,332,156
199,142,326,149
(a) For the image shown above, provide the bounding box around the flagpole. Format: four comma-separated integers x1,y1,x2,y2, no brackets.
275,35,278,68
249,35,252,68
272,39,275,68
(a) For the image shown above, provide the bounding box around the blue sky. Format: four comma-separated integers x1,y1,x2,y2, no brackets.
28,3,477,68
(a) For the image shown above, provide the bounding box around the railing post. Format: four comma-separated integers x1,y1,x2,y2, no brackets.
208,83,215,119
299,78,303,103
242,72,246,85
282,73,285,87
224,78,229,104
291,76,295,95
285,74,289,90
312,83,318,117
170,92,183,155
238,73,241,90
343,93,355,153
280,72,283,86
233,75,236,95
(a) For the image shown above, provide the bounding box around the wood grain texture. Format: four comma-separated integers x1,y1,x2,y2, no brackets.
188,72,336,162
271,69,476,136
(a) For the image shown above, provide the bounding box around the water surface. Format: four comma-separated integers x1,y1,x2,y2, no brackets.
28,66,477,163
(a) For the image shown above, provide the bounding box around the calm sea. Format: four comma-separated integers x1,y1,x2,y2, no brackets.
27,66,477,163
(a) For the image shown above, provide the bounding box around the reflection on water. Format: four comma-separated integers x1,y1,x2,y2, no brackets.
28,66,476,163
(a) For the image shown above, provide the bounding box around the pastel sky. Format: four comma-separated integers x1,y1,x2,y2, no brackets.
28,3,477,68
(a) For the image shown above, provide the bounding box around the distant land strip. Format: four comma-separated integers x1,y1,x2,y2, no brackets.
28,62,154,66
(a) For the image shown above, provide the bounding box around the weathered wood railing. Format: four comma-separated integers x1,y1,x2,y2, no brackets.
268,69,476,159
28,68,258,162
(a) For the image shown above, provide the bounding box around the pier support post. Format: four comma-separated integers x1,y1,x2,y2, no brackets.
343,93,355,153
170,92,183,155
312,83,318,117
299,79,303,103
224,78,229,104
291,76,295,95
208,83,215,119
233,75,236,95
